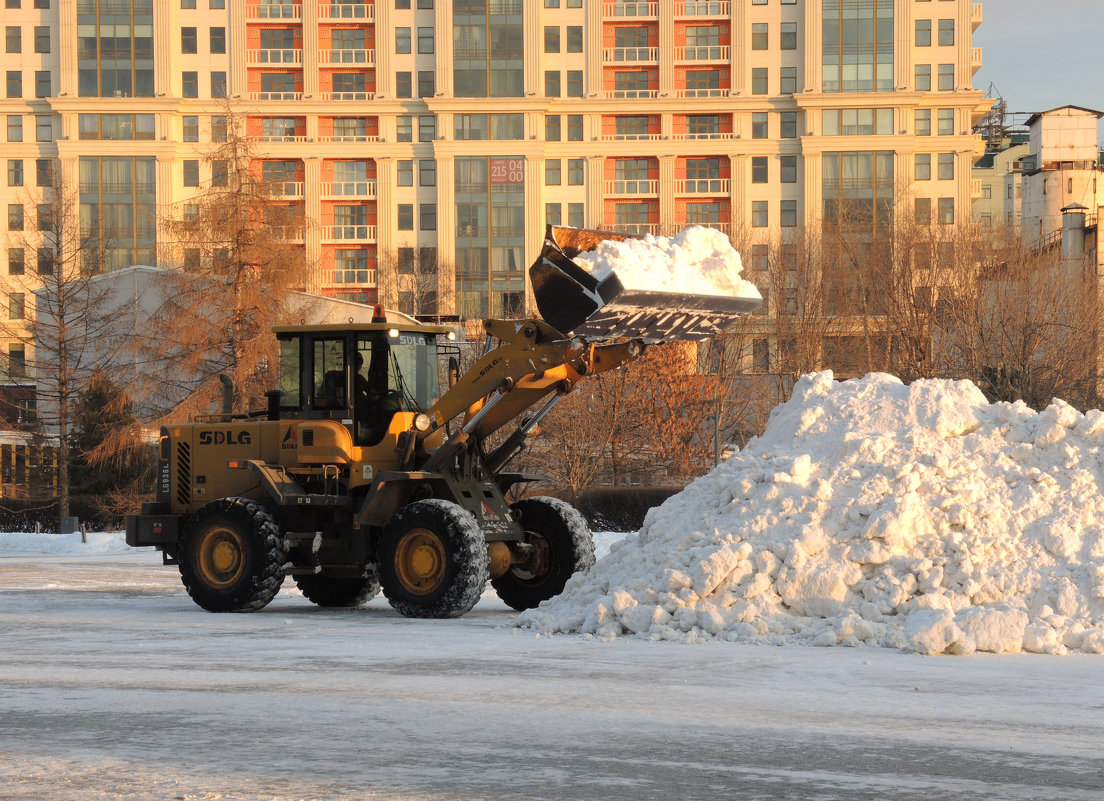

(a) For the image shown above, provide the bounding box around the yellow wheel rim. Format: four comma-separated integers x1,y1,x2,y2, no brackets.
394,528,446,596
196,526,247,588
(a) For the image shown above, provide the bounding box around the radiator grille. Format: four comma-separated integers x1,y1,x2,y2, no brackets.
176,441,192,506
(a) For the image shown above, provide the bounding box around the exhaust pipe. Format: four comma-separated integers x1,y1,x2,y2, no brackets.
219,374,234,422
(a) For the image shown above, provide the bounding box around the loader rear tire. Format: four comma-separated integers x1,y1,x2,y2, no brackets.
178,498,285,613
378,499,489,619
492,497,595,611
296,566,381,608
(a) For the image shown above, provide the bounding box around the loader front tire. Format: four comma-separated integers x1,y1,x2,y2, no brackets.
178,498,285,613
492,497,595,611
378,499,489,618
296,565,381,608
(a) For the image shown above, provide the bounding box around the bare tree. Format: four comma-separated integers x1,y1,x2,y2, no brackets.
0,169,125,526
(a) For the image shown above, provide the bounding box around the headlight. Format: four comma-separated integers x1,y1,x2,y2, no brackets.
413,413,432,431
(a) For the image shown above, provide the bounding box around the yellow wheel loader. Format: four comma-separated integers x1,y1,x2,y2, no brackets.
126,227,760,617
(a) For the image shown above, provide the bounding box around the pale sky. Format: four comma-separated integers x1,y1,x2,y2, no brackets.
972,0,1104,140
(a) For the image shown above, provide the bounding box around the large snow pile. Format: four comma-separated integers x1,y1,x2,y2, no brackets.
573,225,761,300
520,372,1104,655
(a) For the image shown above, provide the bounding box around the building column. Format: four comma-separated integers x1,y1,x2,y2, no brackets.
58,0,78,96
303,157,322,293
659,154,677,234
229,0,247,99
155,0,174,96
435,156,456,315
586,7,602,98
658,0,675,95
155,156,176,265
804,0,821,95
376,2,393,96
301,1,318,97
730,154,747,233
524,0,541,96
434,0,453,97
586,156,605,228
732,0,747,93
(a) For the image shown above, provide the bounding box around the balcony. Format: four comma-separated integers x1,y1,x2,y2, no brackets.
971,3,983,30
605,89,659,99
603,47,660,63
249,91,303,101
674,87,727,98
971,178,982,199
250,134,310,143
318,48,375,66
604,179,659,196
247,49,303,65
972,46,982,74
675,1,730,16
611,222,659,234
319,91,375,101
246,3,302,21
602,2,658,18
322,224,377,242
268,181,305,198
675,178,730,195
273,225,305,242
322,268,378,286
317,3,375,21
321,180,377,198
672,130,734,140
674,45,730,62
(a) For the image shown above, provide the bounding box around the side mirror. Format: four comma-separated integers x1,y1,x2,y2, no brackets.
448,356,460,388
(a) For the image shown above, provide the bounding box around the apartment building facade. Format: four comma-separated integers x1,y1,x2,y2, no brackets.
2,0,990,370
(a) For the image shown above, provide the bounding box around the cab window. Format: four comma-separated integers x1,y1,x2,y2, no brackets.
312,338,347,409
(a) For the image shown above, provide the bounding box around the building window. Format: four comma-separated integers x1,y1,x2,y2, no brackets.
6,115,21,142
823,108,893,136
545,159,561,186
7,204,23,231
8,247,24,275
567,71,583,97
420,203,437,231
938,64,954,91
6,70,20,98
915,20,931,47
419,159,436,186
751,68,768,95
546,203,561,227
938,108,954,135
937,153,954,180
418,70,435,97
752,112,768,139
418,27,434,54
545,115,561,141
182,71,198,97
35,159,51,186
780,111,798,139
8,293,24,320
567,26,582,52
780,156,797,183
184,159,199,186
780,67,797,95
396,72,412,98
915,197,931,225
544,26,560,53
182,116,199,141
35,115,51,142
915,153,931,180
418,116,436,142
751,157,768,184
397,116,412,141
397,160,413,186
5,26,20,54
181,27,197,54
981,184,992,200
211,27,225,53
568,115,583,141
938,19,954,46
915,64,931,91
937,197,954,224
544,70,560,97
7,159,23,186
211,115,227,142
37,247,54,274
781,200,797,228
398,204,413,230
396,27,411,53
915,109,931,136
750,244,769,271
35,70,50,97
751,201,767,228
568,202,583,227
752,23,768,51
34,26,49,53
568,158,584,185
781,22,797,50
211,71,226,98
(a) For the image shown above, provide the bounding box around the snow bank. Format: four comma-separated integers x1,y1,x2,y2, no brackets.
0,530,130,555
573,225,761,300
519,372,1104,655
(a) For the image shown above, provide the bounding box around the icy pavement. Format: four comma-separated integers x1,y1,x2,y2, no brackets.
1,538,1102,801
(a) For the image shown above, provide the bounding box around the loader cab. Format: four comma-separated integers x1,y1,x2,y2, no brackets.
274,317,449,447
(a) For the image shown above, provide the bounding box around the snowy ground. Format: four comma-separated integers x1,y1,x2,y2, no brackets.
1,532,1102,801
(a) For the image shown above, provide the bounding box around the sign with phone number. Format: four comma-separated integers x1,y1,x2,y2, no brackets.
490,158,524,184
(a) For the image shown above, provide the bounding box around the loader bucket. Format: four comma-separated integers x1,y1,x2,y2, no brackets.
529,225,761,343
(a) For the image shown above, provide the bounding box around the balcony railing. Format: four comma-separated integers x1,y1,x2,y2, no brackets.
322,268,378,286
610,222,659,234
603,47,660,63
604,179,659,196
316,134,379,143
674,45,730,62
971,46,982,72
250,134,309,143
322,224,377,242
971,3,983,29
675,1,730,16
245,3,302,21
321,180,377,198
248,48,303,65
675,87,727,98
971,178,982,199
249,91,303,101
603,2,658,18
605,89,659,99
675,178,730,195
687,221,730,235
268,181,305,197
672,131,734,140
317,3,375,21
318,49,375,65
600,132,662,141
272,225,305,242
319,91,375,101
